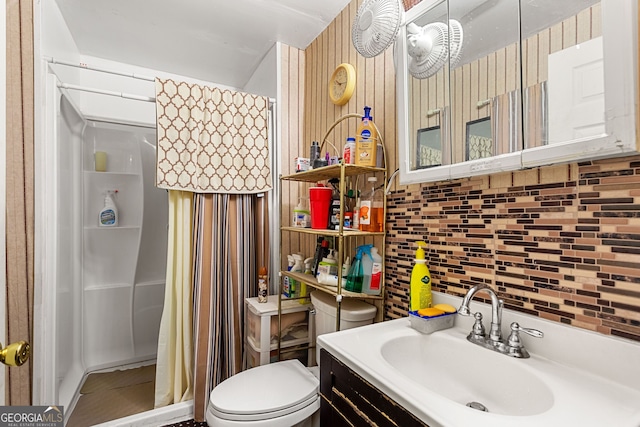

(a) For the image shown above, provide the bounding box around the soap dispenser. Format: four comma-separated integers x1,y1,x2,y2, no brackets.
409,241,432,312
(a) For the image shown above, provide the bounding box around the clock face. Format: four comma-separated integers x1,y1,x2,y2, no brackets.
332,69,347,98
330,64,355,105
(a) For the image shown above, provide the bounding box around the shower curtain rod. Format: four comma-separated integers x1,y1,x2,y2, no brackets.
45,56,155,81
57,82,156,102
57,82,276,106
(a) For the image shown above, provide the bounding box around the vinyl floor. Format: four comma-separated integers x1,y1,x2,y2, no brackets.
66,364,156,427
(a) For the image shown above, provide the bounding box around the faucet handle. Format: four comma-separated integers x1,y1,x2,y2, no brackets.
470,312,486,339
506,322,543,358
510,322,543,339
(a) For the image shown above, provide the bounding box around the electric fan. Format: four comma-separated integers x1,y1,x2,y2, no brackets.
448,19,464,68
352,0,403,58
407,22,449,79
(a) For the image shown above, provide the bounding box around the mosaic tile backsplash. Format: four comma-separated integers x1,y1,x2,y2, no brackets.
384,157,640,342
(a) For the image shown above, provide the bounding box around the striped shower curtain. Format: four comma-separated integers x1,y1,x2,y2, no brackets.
191,193,260,421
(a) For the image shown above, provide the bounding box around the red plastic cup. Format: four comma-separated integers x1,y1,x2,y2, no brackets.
309,186,333,229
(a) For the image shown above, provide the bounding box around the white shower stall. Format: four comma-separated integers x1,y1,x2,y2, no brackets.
44,73,169,411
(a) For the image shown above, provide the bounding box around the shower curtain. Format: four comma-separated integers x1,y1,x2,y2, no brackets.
155,190,194,407
192,194,257,419
154,78,271,420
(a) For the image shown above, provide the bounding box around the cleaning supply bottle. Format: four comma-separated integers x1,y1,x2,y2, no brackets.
362,246,383,295
99,190,119,227
300,257,314,304
290,253,304,297
409,241,432,312
292,198,310,228
355,106,378,167
258,266,268,303
344,246,365,293
316,250,339,286
312,238,330,276
359,177,384,232
283,255,295,297
329,179,341,230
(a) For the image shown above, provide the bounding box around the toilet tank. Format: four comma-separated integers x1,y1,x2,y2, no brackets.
310,291,377,337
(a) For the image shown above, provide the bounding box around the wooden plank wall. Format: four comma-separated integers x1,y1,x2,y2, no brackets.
302,0,397,180
279,44,308,270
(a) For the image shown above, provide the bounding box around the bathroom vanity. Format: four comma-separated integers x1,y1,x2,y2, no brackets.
318,292,640,427
319,349,427,427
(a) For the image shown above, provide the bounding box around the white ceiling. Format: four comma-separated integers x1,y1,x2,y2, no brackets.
54,0,352,88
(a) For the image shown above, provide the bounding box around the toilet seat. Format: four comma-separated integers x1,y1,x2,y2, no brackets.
208,360,319,422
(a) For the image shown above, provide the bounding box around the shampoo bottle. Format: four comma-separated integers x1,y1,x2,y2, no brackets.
409,241,432,312
99,190,118,227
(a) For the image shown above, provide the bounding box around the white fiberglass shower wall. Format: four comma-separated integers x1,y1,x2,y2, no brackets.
46,77,168,409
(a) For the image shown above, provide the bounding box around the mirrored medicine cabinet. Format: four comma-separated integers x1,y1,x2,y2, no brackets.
396,0,638,185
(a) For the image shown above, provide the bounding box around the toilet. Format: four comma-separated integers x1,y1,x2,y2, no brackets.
206,291,377,427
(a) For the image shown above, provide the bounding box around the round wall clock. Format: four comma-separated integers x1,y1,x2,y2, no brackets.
329,63,356,106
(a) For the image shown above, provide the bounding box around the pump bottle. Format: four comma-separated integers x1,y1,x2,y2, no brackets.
355,106,378,167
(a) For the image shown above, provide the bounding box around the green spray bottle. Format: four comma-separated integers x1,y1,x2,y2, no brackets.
345,245,368,293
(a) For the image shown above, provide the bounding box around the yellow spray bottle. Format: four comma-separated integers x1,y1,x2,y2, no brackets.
409,241,432,312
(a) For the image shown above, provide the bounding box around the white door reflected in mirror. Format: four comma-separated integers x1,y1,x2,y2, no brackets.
548,37,605,144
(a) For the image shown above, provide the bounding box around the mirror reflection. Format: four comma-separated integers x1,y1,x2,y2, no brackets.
417,125,442,168
406,0,451,172
520,0,602,149
449,0,522,163
399,0,618,184
466,117,492,161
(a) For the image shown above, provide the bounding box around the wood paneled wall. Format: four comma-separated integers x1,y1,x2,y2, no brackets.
303,0,397,177
279,44,308,269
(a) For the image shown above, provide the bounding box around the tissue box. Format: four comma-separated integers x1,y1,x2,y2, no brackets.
409,310,456,334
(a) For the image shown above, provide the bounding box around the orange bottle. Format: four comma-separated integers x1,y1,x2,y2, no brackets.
359,177,383,232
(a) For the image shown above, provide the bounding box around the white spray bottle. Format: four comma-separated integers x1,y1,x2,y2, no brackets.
99,190,119,227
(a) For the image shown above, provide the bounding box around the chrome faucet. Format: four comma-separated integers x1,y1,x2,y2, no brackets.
458,284,543,358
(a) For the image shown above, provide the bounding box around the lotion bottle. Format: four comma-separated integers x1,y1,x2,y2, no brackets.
355,106,378,167
99,190,118,227
409,241,432,312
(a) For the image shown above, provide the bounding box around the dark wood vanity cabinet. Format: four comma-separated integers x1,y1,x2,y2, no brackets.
320,348,429,427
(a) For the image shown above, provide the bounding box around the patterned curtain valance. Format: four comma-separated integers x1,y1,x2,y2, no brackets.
156,78,272,194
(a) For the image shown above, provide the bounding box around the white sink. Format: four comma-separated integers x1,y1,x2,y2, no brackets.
318,293,640,427
381,333,554,416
